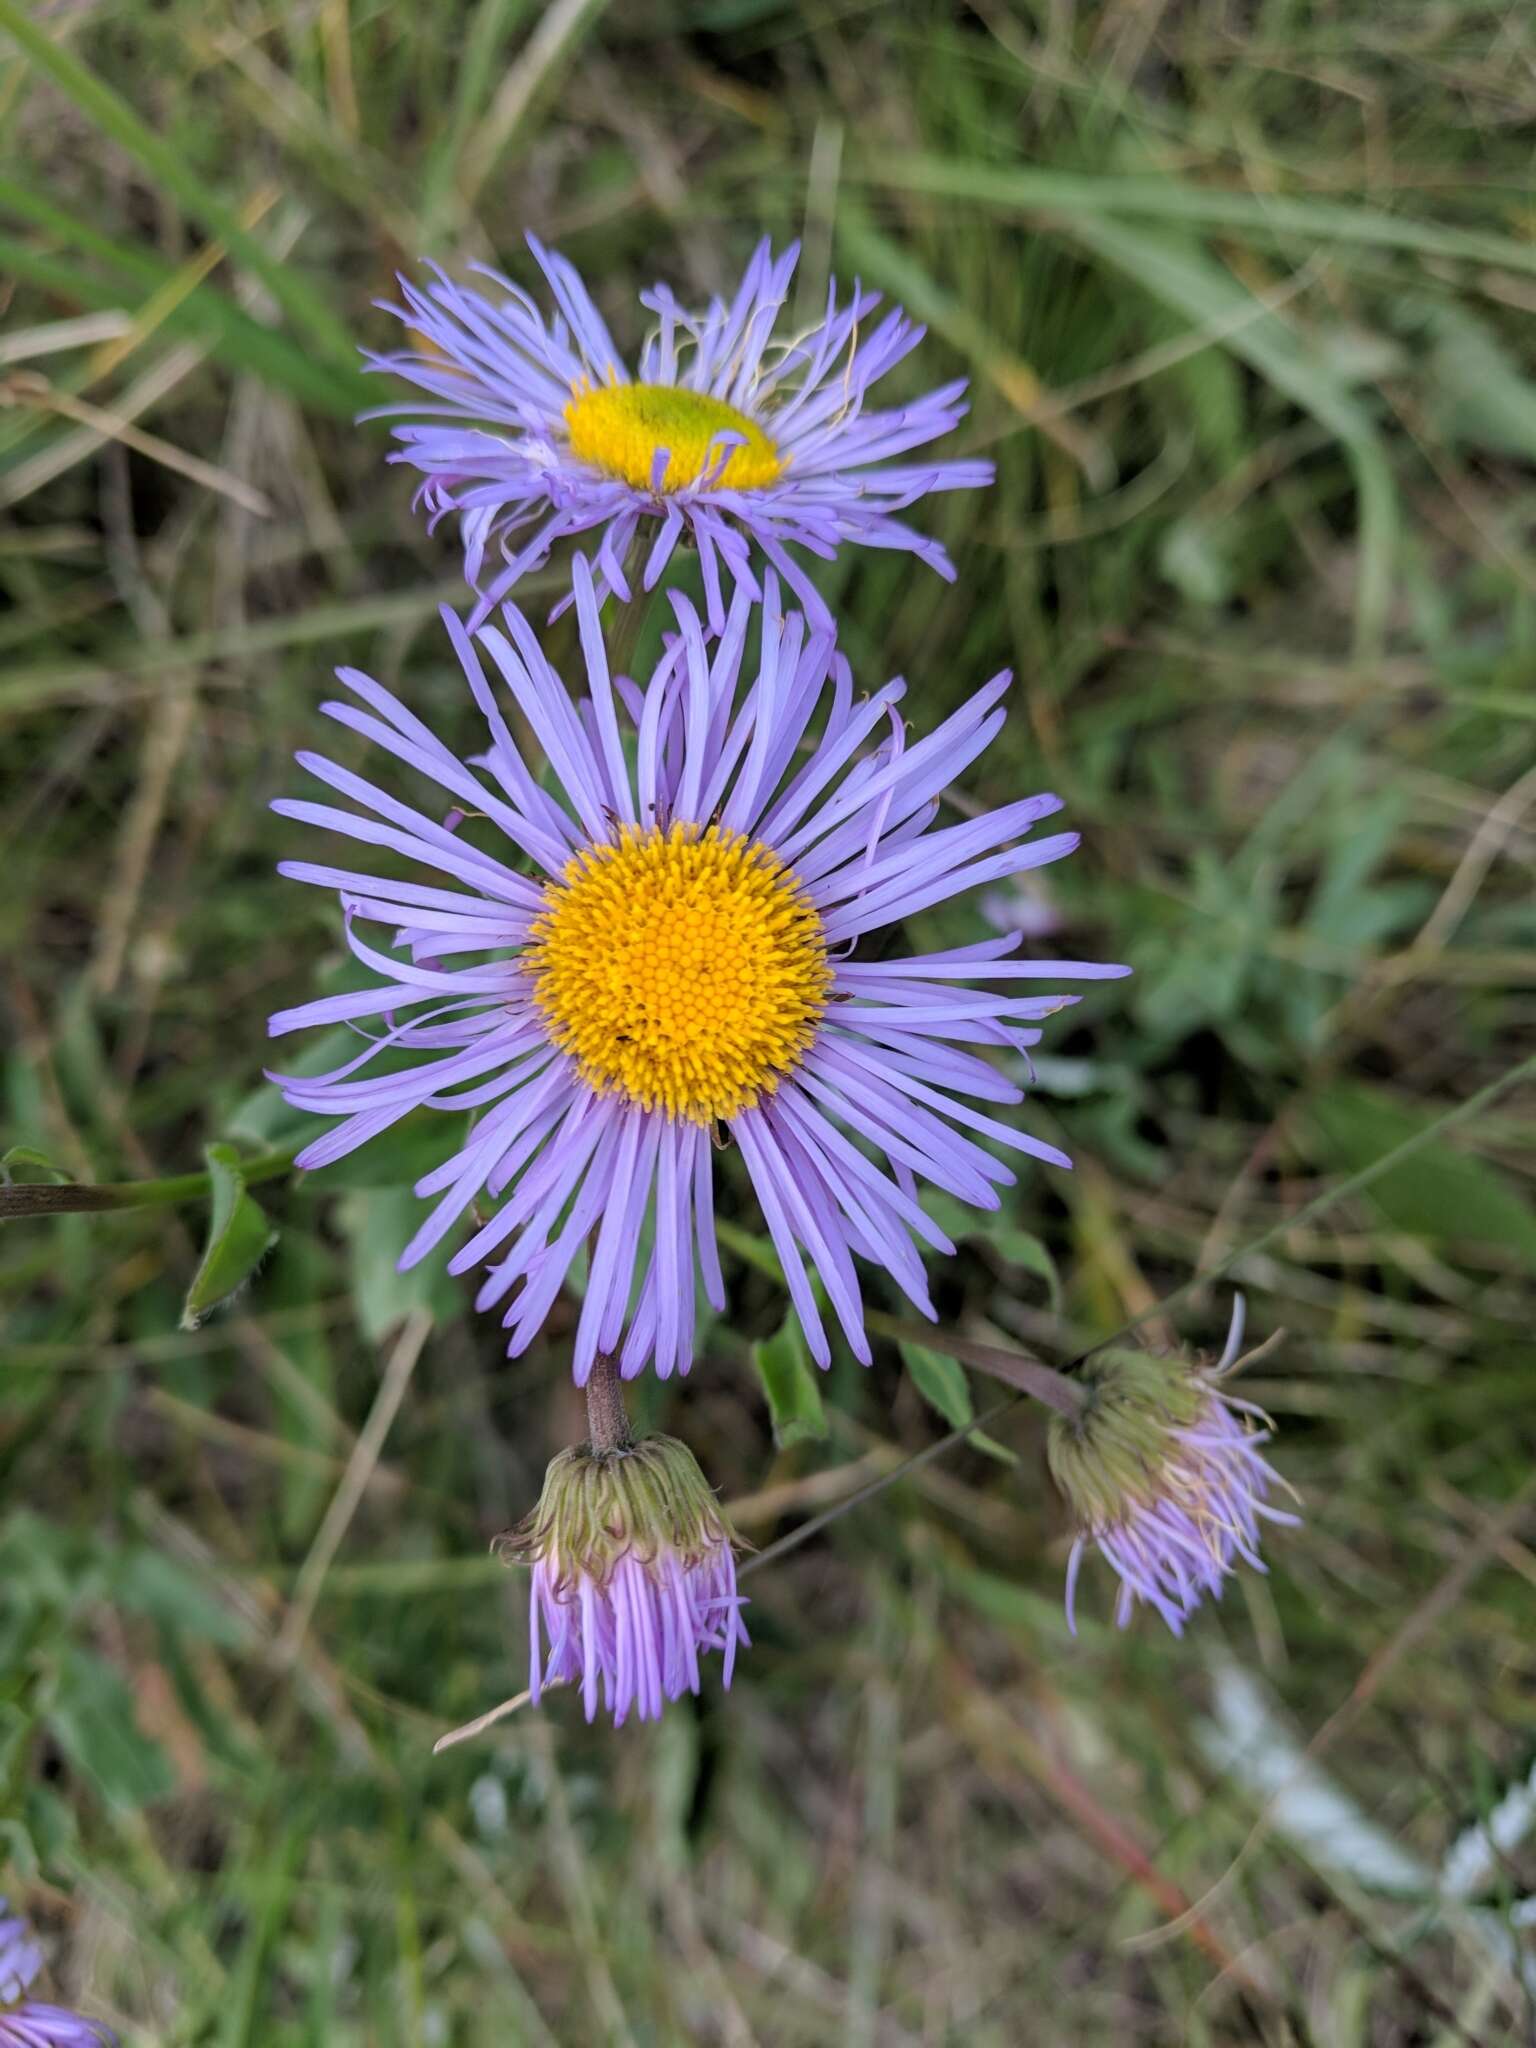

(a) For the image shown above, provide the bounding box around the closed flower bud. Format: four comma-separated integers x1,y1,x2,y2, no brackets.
503,1434,749,1725
1047,1298,1298,1637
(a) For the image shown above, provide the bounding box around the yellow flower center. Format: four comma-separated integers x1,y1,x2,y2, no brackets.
564,381,785,494
526,823,830,1123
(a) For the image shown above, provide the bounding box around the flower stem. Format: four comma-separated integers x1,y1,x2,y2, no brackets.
584,1353,632,1454
0,1143,300,1221
863,1312,1089,1418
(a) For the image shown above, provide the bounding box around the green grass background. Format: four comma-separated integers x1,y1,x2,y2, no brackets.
3,2,1536,2041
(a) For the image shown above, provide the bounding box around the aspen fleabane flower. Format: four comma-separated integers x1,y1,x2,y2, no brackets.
268,561,1126,1382
1049,1299,1299,1636
368,236,992,632
506,1432,748,1726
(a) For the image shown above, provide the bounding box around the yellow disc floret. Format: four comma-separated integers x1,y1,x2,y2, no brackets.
564,381,785,493
526,823,830,1123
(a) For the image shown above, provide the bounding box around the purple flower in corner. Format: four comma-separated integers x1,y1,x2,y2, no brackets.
1048,1298,1300,1636
505,1431,749,1726
268,562,1126,1381
369,236,993,631
0,1900,116,2048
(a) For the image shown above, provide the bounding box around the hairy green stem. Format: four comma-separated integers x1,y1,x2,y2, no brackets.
0,1144,300,1222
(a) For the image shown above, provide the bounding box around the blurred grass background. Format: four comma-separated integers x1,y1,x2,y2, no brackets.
3,2,1536,2042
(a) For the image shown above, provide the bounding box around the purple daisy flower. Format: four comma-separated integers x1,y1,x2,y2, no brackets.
1049,1299,1301,1637
506,1430,749,1726
0,1901,116,2048
369,236,992,632
268,561,1126,1380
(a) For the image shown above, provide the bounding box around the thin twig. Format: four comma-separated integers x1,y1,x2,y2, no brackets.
1,369,273,515
433,1686,539,1754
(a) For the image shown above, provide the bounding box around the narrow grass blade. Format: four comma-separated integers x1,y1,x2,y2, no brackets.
1062,214,1398,658
860,154,1536,280
0,0,356,368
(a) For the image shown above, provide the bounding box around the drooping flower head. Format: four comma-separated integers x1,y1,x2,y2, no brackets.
502,1430,748,1725
369,237,992,632
268,563,1126,1381
0,1900,116,2048
1048,1299,1299,1637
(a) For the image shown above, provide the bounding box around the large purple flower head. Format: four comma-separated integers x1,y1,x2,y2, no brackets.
503,1429,748,1725
268,561,1126,1381
0,1900,116,2048
370,237,992,632
1048,1299,1299,1637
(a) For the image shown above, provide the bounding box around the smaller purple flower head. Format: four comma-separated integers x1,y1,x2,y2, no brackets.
0,1900,117,2048
369,236,993,632
502,1429,749,1726
1048,1298,1299,1637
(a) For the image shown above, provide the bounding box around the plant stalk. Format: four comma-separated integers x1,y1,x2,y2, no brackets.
864,1312,1089,1417
583,1353,632,1454
0,1144,300,1222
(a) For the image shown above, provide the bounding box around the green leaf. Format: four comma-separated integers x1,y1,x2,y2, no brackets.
900,1338,971,1428
921,1196,1063,1312
713,1216,786,1282
223,1023,373,1147
21,1784,78,1863
1421,302,1536,462
991,1228,1063,1313
110,1547,250,1651
1,1144,73,1184
900,1340,1016,1465
337,1187,460,1344
261,1232,342,1543
306,1111,464,1191
46,1649,174,1811
0,1700,30,1784
861,152,1536,280
180,1144,278,1330
751,1314,828,1448
1309,1086,1536,1263
0,1818,39,1882
0,1511,83,1616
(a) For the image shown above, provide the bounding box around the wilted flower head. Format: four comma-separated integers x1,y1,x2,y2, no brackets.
268,566,1125,1381
1048,1299,1298,1636
370,236,992,631
0,1900,116,2048
504,1431,748,1726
